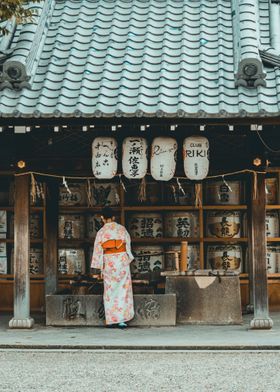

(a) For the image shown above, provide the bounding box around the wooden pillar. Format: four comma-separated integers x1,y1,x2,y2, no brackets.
249,172,273,329
45,179,59,295
246,175,254,313
9,175,34,328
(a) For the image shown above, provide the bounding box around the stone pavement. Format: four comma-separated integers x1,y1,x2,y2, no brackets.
0,312,280,350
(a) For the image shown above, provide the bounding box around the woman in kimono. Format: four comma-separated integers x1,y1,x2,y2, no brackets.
91,207,134,328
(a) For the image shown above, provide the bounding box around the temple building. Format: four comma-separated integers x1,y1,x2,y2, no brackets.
1,0,280,329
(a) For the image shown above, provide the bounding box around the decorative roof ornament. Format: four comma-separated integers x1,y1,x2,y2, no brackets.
232,0,266,87
235,59,266,88
0,0,55,91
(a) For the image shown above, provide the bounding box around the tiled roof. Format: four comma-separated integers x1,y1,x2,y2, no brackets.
0,0,280,119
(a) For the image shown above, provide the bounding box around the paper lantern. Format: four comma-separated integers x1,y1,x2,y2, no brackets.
151,137,177,181
183,136,209,180
122,137,148,179
92,137,118,179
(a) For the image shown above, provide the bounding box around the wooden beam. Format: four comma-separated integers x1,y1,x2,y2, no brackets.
9,175,34,328
249,172,273,329
44,179,59,295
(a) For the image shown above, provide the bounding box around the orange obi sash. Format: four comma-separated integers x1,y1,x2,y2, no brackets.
102,240,126,254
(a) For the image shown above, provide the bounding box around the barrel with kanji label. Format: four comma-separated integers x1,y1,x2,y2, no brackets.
207,245,242,272
58,248,86,275
205,181,242,205
163,182,195,205
128,213,163,238
206,211,241,238
58,214,85,239
265,211,279,238
59,182,87,206
164,212,199,238
11,247,43,274
265,178,278,205
266,246,279,273
91,182,120,206
131,245,164,274
87,214,102,239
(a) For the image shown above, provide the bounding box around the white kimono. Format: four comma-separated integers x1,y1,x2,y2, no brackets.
91,222,134,325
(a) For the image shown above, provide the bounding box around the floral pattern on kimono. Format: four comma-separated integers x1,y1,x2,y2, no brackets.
91,222,134,324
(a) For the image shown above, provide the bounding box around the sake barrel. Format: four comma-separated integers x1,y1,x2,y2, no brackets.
151,137,177,181
0,210,7,233
206,211,241,238
165,244,200,271
125,181,161,205
207,245,242,272
265,178,278,205
0,242,6,256
0,257,7,274
58,248,86,275
275,246,280,273
58,214,85,239
163,182,195,206
92,137,118,179
183,136,209,180
87,214,103,239
205,181,241,205
266,246,279,273
30,214,42,239
0,242,7,274
132,245,164,274
9,213,42,239
29,248,44,274
91,182,120,206
59,182,87,206
11,247,43,274
266,211,279,237
128,213,163,238
164,212,199,238
122,137,148,179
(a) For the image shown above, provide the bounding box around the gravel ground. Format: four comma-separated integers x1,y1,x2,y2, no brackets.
0,350,279,392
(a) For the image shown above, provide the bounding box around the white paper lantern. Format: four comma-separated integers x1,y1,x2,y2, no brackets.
183,136,209,180
122,137,148,179
151,137,177,181
92,137,118,179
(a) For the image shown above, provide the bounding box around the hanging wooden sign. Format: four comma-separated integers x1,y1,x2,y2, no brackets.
122,137,148,179
183,136,209,180
92,137,118,179
151,137,177,181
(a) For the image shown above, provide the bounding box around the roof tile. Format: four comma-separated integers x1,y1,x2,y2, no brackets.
0,0,280,118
